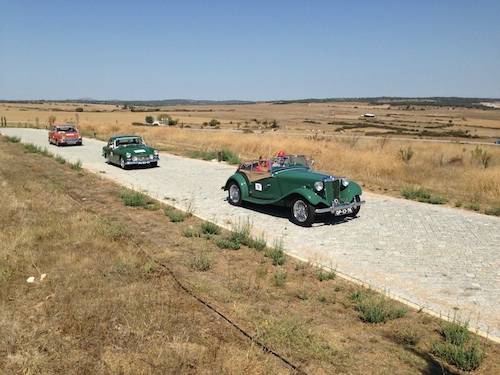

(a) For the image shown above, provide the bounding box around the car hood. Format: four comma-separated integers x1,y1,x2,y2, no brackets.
120,145,156,154
275,167,332,183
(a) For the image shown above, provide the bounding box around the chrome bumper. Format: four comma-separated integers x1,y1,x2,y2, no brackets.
125,158,159,166
315,199,365,214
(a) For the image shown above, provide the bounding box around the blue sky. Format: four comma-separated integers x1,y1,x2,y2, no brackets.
1,0,499,101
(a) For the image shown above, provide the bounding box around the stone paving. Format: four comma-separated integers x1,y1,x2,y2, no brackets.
2,128,499,342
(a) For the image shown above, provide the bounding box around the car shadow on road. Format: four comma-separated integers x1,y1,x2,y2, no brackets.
226,199,358,227
108,163,160,170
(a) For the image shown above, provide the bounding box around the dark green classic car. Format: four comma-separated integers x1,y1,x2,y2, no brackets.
223,155,365,226
102,135,159,169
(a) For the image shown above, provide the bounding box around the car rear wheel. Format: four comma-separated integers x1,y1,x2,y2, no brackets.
228,181,242,206
348,195,361,217
291,197,315,227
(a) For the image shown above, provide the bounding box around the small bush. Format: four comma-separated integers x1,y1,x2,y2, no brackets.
69,159,82,171
55,154,66,164
484,206,500,216
432,319,485,371
120,189,156,208
470,146,491,168
272,270,287,287
182,227,201,238
265,239,286,266
201,221,221,235
399,146,414,163
355,294,406,323
189,250,211,271
466,204,481,212
318,269,336,281
3,135,21,143
215,237,241,250
165,208,186,222
402,187,447,205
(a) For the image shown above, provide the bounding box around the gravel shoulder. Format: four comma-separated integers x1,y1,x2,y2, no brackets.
2,127,499,342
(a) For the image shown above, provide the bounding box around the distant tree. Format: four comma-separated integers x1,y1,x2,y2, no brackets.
75,107,84,112
145,116,154,124
157,113,171,122
209,119,220,126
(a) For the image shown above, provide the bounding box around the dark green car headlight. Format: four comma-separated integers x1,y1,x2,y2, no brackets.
340,177,350,190
314,181,324,192
126,152,131,159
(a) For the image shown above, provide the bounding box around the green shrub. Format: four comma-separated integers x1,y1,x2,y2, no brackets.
484,206,500,216
201,221,221,235
182,227,201,238
355,294,406,323
399,146,414,162
402,187,447,205
55,155,66,164
215,237,241,250
318,269,336,281
120,189,156,209
189,250,211,271
272,270,287,287
265,239,286,266
3,135,21,143
69,159,82,171
470,146,491,168
431,319,485,371
165,209,186,222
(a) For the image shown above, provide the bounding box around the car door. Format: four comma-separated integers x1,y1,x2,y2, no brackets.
247,164,281,200
107,140,120,164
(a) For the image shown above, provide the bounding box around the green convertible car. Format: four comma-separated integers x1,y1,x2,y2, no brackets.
102,135,159,169
223,154,365,226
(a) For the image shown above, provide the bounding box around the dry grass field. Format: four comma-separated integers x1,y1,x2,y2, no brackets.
1,100,499,214
1,137,499,374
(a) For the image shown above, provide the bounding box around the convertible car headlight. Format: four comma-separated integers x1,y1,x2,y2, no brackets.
126,152,132,159
341,177,350,188
314,181,324,192
132,156,138,162
153,150,159,157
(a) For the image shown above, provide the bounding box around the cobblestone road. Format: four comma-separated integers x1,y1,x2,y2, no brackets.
2,128,499,342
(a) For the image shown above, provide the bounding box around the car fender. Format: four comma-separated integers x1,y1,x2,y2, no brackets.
340,181,363,202
225,174,249,199
283,187,326,206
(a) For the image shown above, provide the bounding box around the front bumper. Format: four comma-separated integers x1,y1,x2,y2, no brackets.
61,139,82,145
124,157,159,166
315,199,365,215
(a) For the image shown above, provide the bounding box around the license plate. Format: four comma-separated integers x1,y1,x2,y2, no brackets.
334,207,353,216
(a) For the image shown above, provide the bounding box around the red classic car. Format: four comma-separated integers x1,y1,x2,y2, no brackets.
48,124,83,146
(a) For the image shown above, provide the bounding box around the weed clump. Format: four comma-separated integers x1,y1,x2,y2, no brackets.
431,319,485,371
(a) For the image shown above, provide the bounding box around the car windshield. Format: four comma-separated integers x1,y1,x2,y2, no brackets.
269,155,309,171
117,137,143,146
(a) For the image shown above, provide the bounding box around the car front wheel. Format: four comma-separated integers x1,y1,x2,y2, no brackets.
291,197,315,227
228,181,242,206
120,157,127,169
348,195,361,217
